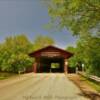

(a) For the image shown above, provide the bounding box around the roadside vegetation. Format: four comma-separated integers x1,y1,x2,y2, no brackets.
68,74,100,99
0,72,17,80
0,35,54,74
80,75,100,92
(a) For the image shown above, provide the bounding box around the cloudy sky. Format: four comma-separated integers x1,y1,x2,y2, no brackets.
0,0,77,48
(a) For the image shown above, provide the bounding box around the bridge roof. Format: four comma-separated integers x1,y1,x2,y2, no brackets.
29,45,73,59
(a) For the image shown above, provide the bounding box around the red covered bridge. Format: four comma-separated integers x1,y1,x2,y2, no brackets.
29,45,73,73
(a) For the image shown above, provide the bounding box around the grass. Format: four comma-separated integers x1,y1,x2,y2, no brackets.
0,77,7,80
80,76,100,92
0,72,17,80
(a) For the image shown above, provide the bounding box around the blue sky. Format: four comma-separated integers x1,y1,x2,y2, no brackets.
0,0,77,49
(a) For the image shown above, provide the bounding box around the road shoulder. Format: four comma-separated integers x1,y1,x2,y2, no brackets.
67,74,100,100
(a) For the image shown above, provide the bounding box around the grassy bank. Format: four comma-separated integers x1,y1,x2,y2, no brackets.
0,72,17,80
80,76,100,92
67,74,100,99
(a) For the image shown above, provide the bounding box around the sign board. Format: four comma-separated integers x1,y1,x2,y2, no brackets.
41,52,61,57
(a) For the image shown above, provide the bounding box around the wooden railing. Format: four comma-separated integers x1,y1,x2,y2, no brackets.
78,72,100,83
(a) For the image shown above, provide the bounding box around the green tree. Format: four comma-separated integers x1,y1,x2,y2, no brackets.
47,0,100,76
33,35,55,50
0,35,33,73
77,35,100,76
47,0,100,36
66,46,78,68
66,35,100,76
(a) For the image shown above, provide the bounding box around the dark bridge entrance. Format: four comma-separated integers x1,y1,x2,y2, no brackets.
38,57,64,73
29,46,73,73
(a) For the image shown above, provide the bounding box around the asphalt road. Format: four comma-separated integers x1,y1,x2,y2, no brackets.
0,73,89,100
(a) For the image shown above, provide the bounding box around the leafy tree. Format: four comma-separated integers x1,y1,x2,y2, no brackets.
47,0,100,36
47,0,100,76
66,35,100,76
33,35,55,50
66,46,77,67
77,35,100,76
0,35,33,73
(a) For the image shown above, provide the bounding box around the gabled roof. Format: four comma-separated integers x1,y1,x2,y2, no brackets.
29,45,73,58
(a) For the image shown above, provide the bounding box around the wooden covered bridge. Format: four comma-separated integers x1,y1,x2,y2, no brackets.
29,45,73,73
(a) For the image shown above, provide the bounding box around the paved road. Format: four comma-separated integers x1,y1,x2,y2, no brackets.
0,73,89,100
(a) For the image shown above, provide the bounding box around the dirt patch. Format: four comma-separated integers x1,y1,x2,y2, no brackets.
67,74,100,100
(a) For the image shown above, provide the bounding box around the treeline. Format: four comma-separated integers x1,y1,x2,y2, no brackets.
0,35,54,73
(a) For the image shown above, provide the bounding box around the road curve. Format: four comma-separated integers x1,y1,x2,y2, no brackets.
0,73,89,100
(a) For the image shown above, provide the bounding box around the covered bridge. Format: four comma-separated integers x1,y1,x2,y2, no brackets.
29,45,73,73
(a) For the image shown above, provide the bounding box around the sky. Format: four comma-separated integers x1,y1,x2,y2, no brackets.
0,0,77,49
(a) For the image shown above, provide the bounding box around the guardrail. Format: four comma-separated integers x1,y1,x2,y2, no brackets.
78,72,100,83
89,75,100,83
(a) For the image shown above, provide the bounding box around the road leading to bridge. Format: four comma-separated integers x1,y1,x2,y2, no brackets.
0,73,89,100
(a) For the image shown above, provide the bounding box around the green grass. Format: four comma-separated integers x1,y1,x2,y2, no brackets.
80,76,100,92
0,72,17,80
0,77,7,80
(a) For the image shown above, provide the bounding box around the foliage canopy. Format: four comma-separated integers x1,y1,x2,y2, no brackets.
33,35,55,50
47,0,100,76
48,0,100,36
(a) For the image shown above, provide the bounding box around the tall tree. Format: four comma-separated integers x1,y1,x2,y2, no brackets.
0,35,33,73
47,0,100,36
46,0,100,76
66,35,100,76
77,35,100,76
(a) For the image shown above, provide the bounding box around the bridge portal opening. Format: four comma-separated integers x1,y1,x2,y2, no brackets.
37,57,64,73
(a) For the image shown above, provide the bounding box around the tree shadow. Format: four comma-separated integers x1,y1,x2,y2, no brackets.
77,91,100,100
68,75,100,100
82,90,100,100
